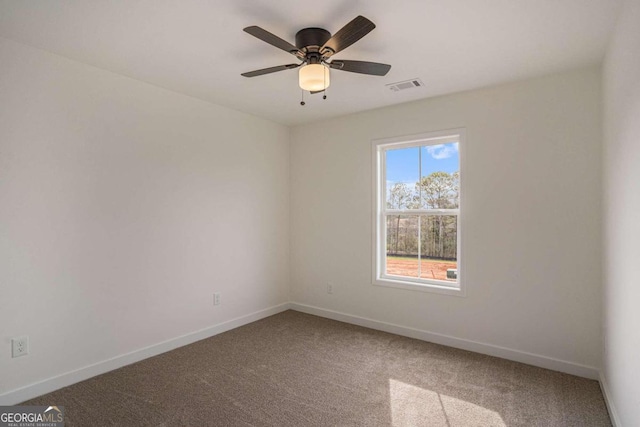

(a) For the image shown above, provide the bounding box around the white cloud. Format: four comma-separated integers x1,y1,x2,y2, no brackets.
426,143,458,160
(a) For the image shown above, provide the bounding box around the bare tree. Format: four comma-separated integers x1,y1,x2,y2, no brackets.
387,183,413,255
415,172,459,259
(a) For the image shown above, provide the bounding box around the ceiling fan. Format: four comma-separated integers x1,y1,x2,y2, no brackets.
241,16,391,101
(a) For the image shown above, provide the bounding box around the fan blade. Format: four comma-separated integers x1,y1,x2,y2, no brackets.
328,60,391,76
244,26,303,57
321,16,376,56
241,63,301,77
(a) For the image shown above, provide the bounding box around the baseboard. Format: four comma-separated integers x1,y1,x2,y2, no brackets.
599,372,621,427
0,301,603,406
0,302,291,405
290,302,600,380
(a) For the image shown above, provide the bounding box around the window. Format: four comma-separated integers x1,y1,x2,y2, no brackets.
372,129,463,295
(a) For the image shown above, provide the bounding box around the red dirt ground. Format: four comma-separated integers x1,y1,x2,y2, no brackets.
386,257,457,281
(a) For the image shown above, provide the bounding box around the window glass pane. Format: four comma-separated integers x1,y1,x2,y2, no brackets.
385,147,419,209
385,215,419,277
419,215,458,281
420,142,459,209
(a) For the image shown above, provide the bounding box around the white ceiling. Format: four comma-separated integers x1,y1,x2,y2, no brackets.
0,0,620,126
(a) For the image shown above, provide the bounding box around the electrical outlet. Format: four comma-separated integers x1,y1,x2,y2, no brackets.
12,336,29,358
213,292,221,306
327,282,334,294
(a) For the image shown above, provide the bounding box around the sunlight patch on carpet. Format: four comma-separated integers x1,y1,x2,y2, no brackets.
389,379,506,426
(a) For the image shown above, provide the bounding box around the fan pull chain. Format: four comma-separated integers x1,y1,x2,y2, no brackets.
300,89,305,106
323,67,327,100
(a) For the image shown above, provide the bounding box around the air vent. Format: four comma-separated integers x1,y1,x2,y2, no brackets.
387,78,424,92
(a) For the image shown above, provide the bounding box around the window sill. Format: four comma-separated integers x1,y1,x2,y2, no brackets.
373,276,465,297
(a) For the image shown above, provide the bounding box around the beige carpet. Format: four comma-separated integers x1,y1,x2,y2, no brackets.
22,310,611,426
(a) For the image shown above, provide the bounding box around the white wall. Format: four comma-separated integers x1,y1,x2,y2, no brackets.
602,0,640,424
291,67,602,371
0,38,289,397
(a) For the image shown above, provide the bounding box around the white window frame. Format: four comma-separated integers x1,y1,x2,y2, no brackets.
372,128,465,296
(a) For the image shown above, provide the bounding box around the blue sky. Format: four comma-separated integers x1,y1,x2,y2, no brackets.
386,142,459,184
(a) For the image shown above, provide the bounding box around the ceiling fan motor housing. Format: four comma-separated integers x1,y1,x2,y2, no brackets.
295,28,331,52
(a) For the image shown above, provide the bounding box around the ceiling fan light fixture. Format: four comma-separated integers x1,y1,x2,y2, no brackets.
299,64,330,91
242,16,391,99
